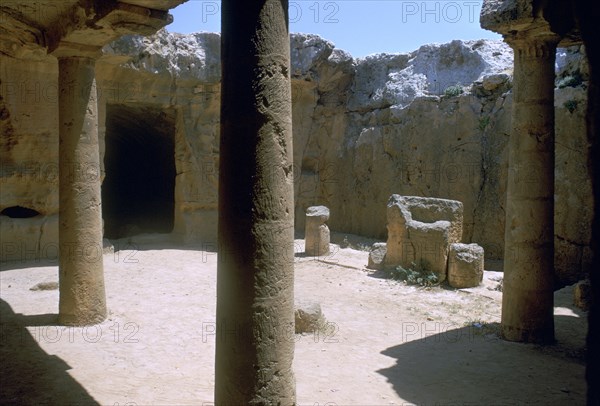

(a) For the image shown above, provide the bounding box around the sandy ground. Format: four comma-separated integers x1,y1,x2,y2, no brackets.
0,233,588,405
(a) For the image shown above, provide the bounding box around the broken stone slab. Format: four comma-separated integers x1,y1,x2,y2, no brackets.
480,0,535,33
295,300,326,334
482,73,511,91
305,205,330,223
305,205,330,256
384,195,464,282
367,242,387,270
388,195,463,244
448,243,485,288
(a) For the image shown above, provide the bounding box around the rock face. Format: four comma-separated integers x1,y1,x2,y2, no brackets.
0,30,592,286
479,0,534,32
447,243,485,288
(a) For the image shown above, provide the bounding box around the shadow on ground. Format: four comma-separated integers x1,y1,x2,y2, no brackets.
378,314,587,405
0,299,99,405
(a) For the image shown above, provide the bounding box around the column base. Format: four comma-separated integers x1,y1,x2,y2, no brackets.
501,323,555,344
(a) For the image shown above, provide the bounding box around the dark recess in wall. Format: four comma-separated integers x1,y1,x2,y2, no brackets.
102,103,176,239
1,206,40,218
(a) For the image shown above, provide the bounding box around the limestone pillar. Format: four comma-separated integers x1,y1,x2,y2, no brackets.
501,34,559,343
56,51,106,326
216,0,295,404
305,205,330,256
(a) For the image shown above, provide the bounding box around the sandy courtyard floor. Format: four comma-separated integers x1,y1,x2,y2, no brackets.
0,235,588,405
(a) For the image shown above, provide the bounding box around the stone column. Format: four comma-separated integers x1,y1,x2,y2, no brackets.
501,34,559,343
216,0,295,404
56,48,107,326
577,12,600,403
577,10,600,406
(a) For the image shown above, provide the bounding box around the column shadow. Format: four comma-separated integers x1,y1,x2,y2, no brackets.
0,299,99,405
377,317,586,405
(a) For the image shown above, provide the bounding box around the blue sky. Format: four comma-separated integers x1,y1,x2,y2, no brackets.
167,1,501,58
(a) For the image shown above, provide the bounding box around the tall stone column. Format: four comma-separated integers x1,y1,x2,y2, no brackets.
501,34,559,343
572,5,600,402
56,49,106,326
216,0,295,404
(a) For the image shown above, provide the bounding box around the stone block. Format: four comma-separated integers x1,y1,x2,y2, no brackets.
367,242,387,270
384,195,464,282
295,300,326,334
448,243,485,288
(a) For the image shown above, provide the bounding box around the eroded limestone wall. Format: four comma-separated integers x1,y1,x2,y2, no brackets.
1,56,60,261
96,40,221,244
0,30,591,286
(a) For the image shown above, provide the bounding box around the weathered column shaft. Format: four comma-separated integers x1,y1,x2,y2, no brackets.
501,36,558,343
58,56,106,326
579,18,600,405
216,0,295,404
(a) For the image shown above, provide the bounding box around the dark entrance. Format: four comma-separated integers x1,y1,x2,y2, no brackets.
102,104,176,239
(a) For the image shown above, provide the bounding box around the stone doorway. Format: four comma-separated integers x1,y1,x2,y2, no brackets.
102,104,176,239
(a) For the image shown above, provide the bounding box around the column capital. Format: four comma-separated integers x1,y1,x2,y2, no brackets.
505,32,561,58
52,41,103,60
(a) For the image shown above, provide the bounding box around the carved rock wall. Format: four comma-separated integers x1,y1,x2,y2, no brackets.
0,30,591,286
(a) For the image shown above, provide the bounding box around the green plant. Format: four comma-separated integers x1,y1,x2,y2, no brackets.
355,243,371,252
557,71,583,89
389,261,440,287
564,99,578,113
443,84,464,97
478,116,490,131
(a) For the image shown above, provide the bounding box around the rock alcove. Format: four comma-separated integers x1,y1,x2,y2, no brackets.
102,103,176,238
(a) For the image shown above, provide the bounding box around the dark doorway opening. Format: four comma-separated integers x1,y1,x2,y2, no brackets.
102,104,176,239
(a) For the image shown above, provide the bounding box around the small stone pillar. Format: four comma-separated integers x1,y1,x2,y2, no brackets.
448,243,484,288
501,33,559,343
305,206,330,256
55,45,107,326
573,279,591,311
